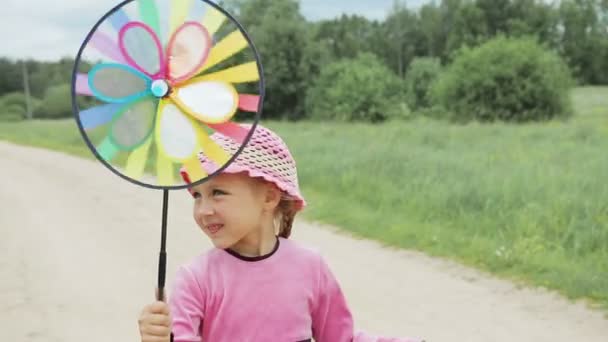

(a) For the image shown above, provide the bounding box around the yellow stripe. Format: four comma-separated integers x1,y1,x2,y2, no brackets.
181,120,229,180
170,0,193,35
199,127,231,165
185,115,231,166
201,6,226,35
199,30,248,73
124,137,152,180
183,155,207,182
192,61,259,84
156,150,175,186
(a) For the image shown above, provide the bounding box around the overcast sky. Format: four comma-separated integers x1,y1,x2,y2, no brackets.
0,0,428,61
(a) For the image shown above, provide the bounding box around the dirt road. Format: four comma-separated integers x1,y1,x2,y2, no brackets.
1,141,607,341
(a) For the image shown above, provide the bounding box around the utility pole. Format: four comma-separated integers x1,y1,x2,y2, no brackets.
22,60,33,120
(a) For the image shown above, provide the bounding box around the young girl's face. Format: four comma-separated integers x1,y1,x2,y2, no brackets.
190,172,276,249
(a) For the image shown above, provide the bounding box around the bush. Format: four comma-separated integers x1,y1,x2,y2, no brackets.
1,92,27,110
306,53,407,122
34,83,72,119
0,103,25,121
0,92,41,120
404,57,442,111
431,36,574,122
0,113,24,122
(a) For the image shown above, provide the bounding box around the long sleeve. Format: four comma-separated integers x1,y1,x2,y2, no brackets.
311,256,424,342
169,266,205,342
311,255,355,342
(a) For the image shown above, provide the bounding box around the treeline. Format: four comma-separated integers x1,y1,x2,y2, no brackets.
1,0,606,122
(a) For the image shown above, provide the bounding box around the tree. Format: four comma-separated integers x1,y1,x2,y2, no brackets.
445,0,560,59
380,1,426,77
446,1,489,53
418,2,444,58
313,15,380,60
229,0,310,120
306,53,406,122
558,0,608,84
436,0,467,61
475,0,513,35
506,0,559,45
0,58,23,95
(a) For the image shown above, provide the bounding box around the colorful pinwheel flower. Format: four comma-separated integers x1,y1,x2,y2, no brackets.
74,3,261,186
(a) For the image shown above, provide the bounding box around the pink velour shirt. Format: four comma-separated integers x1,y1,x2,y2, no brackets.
169,237,423,342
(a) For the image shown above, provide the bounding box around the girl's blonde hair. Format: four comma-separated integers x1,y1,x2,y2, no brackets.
253,177,300,239
275,193,299,238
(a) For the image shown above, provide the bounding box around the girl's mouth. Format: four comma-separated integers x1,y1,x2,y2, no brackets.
206,224,224,234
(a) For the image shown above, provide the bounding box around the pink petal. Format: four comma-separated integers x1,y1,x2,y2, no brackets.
167,22,212,84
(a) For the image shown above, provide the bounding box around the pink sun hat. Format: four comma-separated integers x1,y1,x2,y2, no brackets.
180,124,307,211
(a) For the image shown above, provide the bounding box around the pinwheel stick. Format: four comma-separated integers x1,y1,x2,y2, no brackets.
157,189,169,302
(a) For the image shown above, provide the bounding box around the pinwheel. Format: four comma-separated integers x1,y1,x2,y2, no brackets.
71,0,264,299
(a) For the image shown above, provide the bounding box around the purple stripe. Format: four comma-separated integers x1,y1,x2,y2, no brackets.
90,31,127,64
76,74,92,96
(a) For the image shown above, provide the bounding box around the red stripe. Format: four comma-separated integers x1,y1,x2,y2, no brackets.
238,94,260,112
206,122,249,144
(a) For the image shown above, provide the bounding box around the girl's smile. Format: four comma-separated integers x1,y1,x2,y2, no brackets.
189,172,280,256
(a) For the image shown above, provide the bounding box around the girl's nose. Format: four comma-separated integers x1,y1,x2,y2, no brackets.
196,199,215,216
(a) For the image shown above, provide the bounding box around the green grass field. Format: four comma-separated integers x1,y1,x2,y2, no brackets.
1,87,607,310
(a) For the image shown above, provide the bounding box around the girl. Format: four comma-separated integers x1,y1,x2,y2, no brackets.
137,124,423,342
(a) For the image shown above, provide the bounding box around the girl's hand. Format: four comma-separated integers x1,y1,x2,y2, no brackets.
138,301,172,342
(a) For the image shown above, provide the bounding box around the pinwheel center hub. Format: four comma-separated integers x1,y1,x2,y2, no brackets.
151,79,170,98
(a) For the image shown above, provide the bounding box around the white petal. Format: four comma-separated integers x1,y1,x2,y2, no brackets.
176,81,238,123
158,103,197,160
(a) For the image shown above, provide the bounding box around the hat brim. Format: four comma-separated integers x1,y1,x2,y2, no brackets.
180,162,307,212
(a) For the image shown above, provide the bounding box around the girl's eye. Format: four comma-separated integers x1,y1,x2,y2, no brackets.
212,189,225,196
192,191,201,199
